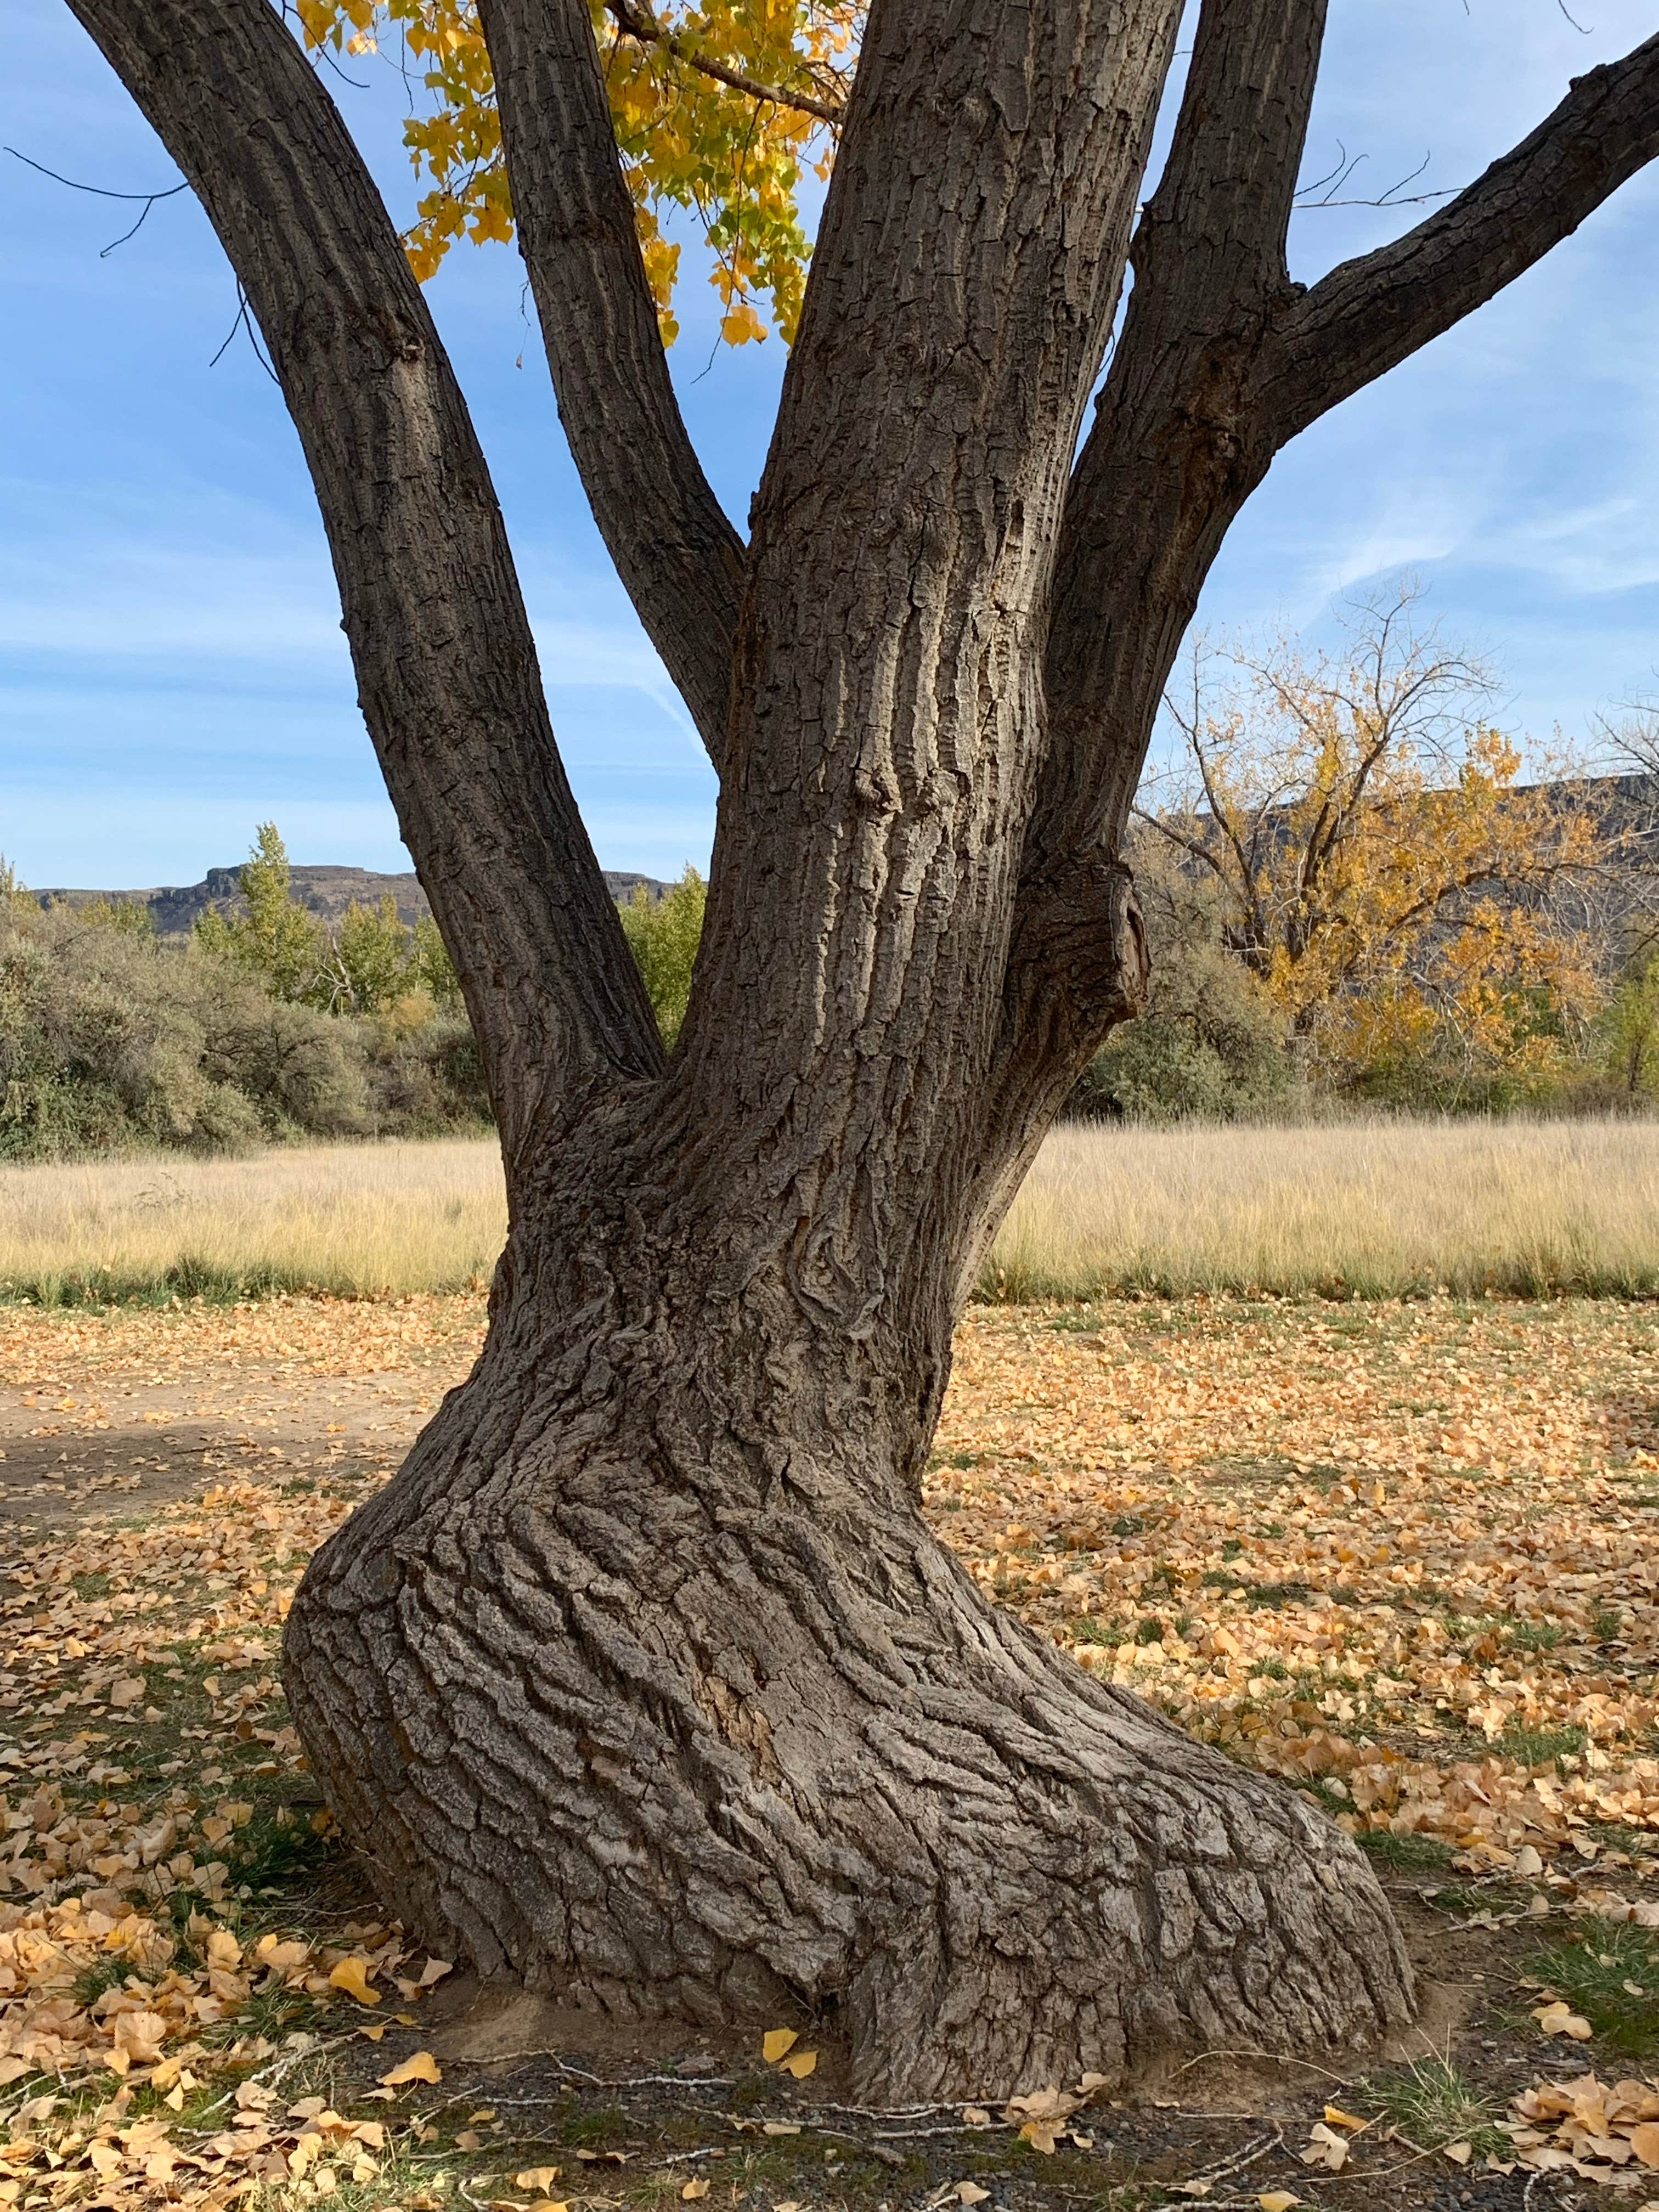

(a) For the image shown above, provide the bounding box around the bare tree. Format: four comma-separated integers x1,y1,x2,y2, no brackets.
60,0,1659,2100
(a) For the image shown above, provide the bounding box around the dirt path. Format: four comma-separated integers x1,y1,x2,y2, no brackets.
0,1295,481,1532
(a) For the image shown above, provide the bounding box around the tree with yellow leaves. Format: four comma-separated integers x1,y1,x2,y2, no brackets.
59,0,1659,2109
297,0,857,341
1140,592,1607,1105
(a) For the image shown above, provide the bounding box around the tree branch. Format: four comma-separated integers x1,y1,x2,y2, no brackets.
1263,30,1659,441
605,0,846,125
66,0,665,1171
1007,0,1331,1055
479,0,747,765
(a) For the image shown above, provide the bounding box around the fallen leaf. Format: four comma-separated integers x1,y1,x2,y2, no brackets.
1323,2106,1370,2132
955,2186,990,2205
762,2028,799,2064
1633,2123,1659,2170
780,2049,817,2079
515,2170,561,2193
1299,2123,1350,2172
1533,2001,1594,2039
681,2182,710,2201
328,1956,381,2005
379,2051,442,2086
1258,2195,1301,2212
1443,2141,1472,2165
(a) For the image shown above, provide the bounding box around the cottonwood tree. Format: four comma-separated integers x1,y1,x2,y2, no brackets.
1143,595,1606,1098
63,0,1659,2098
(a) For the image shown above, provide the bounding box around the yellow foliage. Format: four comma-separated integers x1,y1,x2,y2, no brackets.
1144,590,1607,1100
296,0,863,342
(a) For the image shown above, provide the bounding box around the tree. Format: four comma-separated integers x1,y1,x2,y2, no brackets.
332,894,415,1014
61,0,1659,2098
618,869,708,1047
194,823,327,1004
1142,597,1607,1104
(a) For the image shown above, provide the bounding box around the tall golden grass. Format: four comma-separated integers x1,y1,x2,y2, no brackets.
3,1119,1658,1305
988,1116,1659,1301
0,1140,507,1304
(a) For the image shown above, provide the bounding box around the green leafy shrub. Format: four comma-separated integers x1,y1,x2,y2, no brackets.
0,866,487,1159
618,868,706,1047
1074,836,1299,1122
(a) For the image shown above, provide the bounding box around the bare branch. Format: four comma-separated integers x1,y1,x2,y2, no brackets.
479,0,746,768
4,144,188,253
606,0,846,125
1263,30,1659,441
64,0,665,1165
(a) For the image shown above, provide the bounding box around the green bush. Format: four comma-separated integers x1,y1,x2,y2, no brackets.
1074,837,1299,1123
0,873,488,1160
618,868,706,1047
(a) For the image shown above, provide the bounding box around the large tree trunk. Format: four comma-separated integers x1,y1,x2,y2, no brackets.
286,1106,1413,2100
69,0,1659,2109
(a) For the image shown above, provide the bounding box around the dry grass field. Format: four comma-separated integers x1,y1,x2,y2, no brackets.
994,1115,1659,1301
5,1289,1659,2208
5,1116,1659,1305
0,1141,507,1304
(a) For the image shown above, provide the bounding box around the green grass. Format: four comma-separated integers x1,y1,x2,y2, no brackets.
225,1807,338,1891
1358,2058,1509,2157
1506,1620,1566,1652
1355,1829,1455,1872
1499,1720,1589,1769
1528,1925,1659,2055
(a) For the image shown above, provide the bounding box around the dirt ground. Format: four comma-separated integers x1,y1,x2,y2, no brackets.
5,1293,1659,2212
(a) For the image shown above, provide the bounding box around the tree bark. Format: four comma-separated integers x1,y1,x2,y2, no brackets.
63,0,1659,2105
286,1118,1412,2099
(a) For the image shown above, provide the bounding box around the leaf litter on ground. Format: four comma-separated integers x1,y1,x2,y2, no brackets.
5,1290,1659,2207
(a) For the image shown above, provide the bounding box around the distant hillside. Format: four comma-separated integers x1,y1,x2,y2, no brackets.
36,863,668,934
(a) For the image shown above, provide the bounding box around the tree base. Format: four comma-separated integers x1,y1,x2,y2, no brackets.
284,1299,1413,2103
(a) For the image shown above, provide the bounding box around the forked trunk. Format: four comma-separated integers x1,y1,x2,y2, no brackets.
286,1103,1413,2100
85,0,1643,2103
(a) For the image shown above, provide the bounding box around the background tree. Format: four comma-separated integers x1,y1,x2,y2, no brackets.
194,823,328,1005
332,894,416,1014
618,868,707,1048
61,0,1659,2100
1141,595,1607,1105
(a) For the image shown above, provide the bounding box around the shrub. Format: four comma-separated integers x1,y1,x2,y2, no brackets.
0,884,486,1159
618,868,706,1047
1074,837,1298,1122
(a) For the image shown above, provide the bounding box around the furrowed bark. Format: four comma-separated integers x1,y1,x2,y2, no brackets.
66,0,663,1165
287,0,1414,2100
287,1109,1414,2100
674,0,1186,1346
983,0,1330,1167
479,0,746,765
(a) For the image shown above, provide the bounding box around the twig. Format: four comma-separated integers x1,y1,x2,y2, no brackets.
604,0,844,124
3,146,189,255
1165,2046,1358,2090
1172,2130,1283,2190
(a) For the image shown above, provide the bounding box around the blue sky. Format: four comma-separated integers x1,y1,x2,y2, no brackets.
3,0,1657,889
